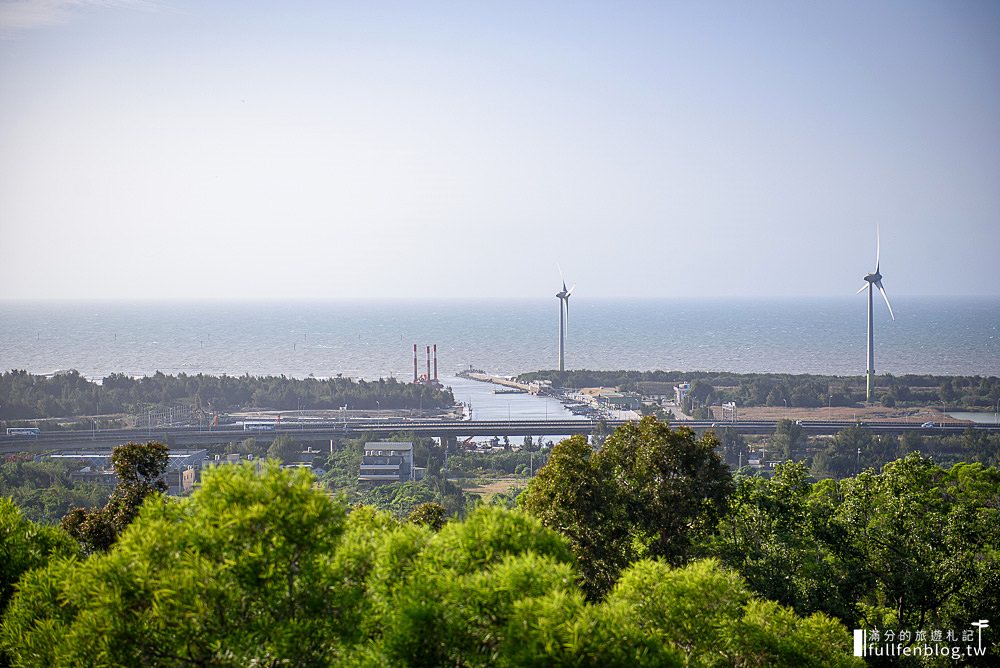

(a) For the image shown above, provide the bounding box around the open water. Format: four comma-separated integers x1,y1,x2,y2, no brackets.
0,297,997,382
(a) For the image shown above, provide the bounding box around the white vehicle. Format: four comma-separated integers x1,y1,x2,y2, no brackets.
243,421,277,432
6,427,40,436
921,421,936,428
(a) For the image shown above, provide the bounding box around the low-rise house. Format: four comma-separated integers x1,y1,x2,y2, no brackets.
48,449,208,496
359,442,415,485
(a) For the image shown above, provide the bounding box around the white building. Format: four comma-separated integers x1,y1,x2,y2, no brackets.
359,441,414,485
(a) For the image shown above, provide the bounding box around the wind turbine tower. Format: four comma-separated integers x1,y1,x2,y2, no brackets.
857,230,895,403
556,274,574,372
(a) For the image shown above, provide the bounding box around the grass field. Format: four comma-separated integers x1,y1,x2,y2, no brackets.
460,476,525,498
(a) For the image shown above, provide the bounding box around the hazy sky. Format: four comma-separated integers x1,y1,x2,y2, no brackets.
2,1,998,300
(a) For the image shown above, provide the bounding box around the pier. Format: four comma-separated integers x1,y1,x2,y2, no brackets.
462,372,534,393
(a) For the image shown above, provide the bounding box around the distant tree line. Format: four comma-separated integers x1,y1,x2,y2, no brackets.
715,421,1000,477
0,457,109,525
519,369,1000,409
446,450,548,479
237,432,553,519
0,370,454,422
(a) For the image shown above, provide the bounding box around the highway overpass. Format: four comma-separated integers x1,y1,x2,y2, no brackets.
3,418,996,455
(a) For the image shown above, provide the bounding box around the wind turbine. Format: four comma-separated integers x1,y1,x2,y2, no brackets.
857,229,895,403
556,268,575,372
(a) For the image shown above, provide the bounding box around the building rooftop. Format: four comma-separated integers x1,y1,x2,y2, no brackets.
364,441,413,452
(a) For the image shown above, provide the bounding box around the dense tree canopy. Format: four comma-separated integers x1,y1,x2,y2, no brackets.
61,441,169,553
705,456,1000,639
0,499,77,619
519,416,732,597
407,501,447,531
0,458,108,525
1,463,858,667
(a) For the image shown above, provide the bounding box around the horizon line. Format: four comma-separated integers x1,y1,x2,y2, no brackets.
2,293,998,304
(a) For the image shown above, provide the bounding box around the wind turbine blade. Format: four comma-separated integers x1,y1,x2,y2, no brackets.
567,284,576,296
557,263,564,284
876,226,880,271
564,299,570,337
877,284,895,320
856,284,869,294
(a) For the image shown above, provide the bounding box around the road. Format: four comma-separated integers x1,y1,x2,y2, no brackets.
3,418,996,454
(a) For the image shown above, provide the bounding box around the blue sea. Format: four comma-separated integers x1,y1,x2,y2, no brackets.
0,297,997,382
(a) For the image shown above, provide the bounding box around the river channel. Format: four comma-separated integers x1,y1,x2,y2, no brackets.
443,376,584,422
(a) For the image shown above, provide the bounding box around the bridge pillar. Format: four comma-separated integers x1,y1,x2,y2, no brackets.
439,434,458,453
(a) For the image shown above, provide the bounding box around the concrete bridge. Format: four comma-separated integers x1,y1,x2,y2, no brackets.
3,418,996,455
